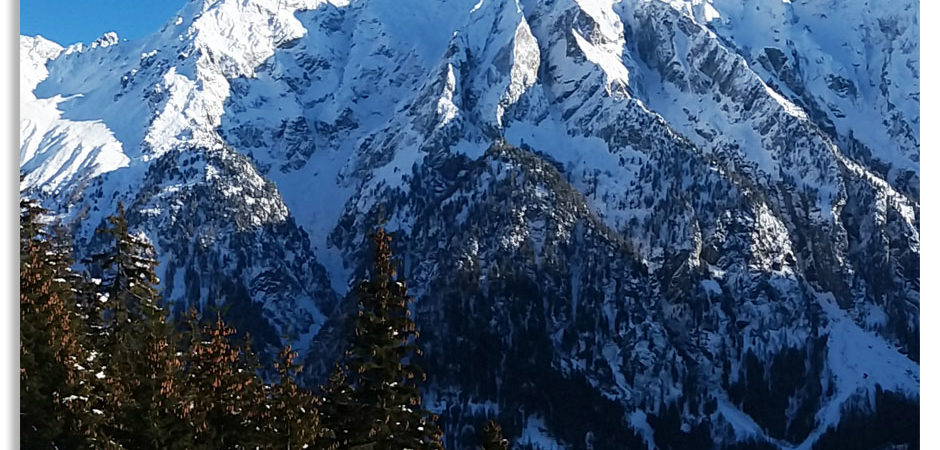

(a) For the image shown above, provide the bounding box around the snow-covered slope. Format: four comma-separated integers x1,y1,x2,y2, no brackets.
20,35,129,195
21,0,919,448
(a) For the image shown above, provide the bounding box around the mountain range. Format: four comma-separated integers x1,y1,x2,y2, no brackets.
20,0,919,448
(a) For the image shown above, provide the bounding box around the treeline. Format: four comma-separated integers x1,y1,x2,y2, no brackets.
20,199,511,450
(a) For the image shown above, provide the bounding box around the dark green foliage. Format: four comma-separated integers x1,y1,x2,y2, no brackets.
647,401,712,450
480,419,509,450
86,202,183,449
88,202,162,330
319,364,358,449
428,265,647,450
21,203,457,449
329,228,444,449
270,344,324,448
19,199,96,448
728,339,826,444
177,310,267,449
813,385,918,450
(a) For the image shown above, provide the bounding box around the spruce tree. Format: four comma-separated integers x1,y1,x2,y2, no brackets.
342,228,444,449
19,199,92,448
86,202,181,448
270,344,323,448
179,311,265,449
241,333,277,448
480,419,510,450
318,364,357,449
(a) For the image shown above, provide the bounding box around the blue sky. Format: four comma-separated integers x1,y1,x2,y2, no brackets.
20,1,188,45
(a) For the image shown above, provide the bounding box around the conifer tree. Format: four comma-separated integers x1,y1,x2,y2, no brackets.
22,203,477,449
270,344,323,448
75,252,114,445
319,364,357,449
480,419,510,450
180,310,265,448
241,333,278,448
19,199,92,448
86,202,181,448
341,228,444,449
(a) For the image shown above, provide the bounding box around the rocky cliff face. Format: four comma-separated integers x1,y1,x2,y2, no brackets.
21,0,918,448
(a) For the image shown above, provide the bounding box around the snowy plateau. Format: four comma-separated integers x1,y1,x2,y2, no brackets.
20,0,919,448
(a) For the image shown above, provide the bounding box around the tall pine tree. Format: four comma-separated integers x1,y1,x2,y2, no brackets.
340,228,444,449
270,344,324,448
179,310,267,449
86,203,181,448
319,363,357,449
20,199,94,448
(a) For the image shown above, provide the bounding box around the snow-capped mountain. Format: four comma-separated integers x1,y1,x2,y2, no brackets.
20,0,919,448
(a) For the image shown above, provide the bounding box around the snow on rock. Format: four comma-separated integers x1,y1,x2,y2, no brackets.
19,0,919,447
497,16,539,126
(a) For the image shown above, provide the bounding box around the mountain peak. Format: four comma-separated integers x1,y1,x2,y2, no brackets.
91,31,120,49
20,1,920,448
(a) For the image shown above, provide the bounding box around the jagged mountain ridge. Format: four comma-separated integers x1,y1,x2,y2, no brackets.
20,0,918,448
